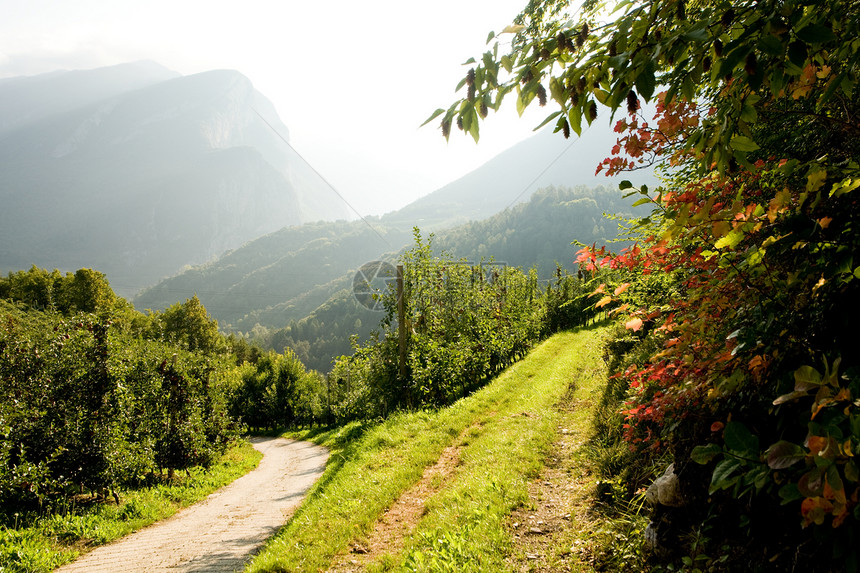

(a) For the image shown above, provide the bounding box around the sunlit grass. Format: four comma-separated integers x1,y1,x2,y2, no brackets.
246,327,610,572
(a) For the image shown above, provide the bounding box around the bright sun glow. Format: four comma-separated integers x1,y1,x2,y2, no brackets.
0,0,551,216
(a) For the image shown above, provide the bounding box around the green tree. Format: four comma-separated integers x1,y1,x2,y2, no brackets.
57,268,117,314
156,295,222,354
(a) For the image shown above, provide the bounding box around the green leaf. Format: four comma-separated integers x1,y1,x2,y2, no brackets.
568,108,582,136
826,464,844,492
845,460,859,483
684,25,709,42
501,55,513,73
717,45,752,78
714,229,744,250
778,482,804,504
733,149,756,171
632,197,652,207
465,106,480,143
798,468,824,497
821,70,847,104
635,61,657,101
619,180,633,190
796,24,836,44
773,390,809,405
766,441,805,469
710,457,743,492
421,108,446,128
482,51,496,72
691,443,722,464
730,135,760,152
740,102,758,123
681,75,696,101
486,31,495,43
723,421,759,458
794,364,823,391
758,34,784,56
462,57,477,65
787,41,808,69
516,90,526,116
549,77,564,104
533,110,562,131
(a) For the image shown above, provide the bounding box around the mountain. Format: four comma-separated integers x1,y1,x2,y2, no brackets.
134,114,658,333
133,220,411,330
256,184,647,372
381,120,658,230
0,63,347,297
0,61,180,135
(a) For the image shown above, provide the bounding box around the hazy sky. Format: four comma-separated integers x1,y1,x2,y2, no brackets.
0,0,559,216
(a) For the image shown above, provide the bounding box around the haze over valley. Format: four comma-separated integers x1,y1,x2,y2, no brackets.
0,59,653,372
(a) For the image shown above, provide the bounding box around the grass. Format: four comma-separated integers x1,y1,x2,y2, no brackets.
0,439,262,573
245,326,611,572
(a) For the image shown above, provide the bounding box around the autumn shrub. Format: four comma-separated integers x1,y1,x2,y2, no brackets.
437,0,860,568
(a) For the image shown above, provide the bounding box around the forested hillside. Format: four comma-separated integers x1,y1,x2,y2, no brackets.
133,220,411,332
435,184,641,274
251,184,640,373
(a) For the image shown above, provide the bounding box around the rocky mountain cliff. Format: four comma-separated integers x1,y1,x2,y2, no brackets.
0,62,346,296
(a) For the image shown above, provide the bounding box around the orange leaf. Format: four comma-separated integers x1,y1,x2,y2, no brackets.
614,282,631,296
832,507,850,528
595,296,613,308
610,303,630,316
808,436,828,456
818,216,833,229
625,317,644,331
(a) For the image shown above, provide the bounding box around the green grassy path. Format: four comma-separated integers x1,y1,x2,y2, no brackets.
247,326,609,572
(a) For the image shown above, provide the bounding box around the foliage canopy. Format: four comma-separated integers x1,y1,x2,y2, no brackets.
438,0,860,569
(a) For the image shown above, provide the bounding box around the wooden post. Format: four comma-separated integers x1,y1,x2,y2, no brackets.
397,264,406,380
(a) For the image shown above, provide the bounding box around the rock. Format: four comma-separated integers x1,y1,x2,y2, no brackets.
645,463,686,507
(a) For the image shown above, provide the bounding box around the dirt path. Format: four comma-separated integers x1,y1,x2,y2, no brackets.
326,441,463,572
55,437,328,573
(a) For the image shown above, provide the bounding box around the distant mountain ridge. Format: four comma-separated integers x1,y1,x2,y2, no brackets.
253,184,647,372
382,121,657,230
134,116,657,336
0,62,347,296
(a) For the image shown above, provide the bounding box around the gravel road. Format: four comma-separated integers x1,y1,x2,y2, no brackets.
55,437,328,572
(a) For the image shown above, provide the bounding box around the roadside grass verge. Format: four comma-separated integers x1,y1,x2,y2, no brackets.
395,326,609,572
246,326,610,572
0,439,261,573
